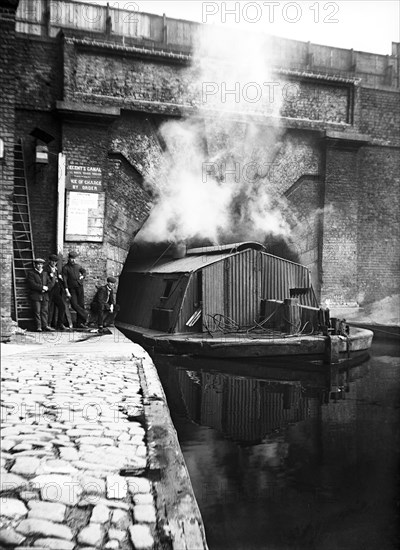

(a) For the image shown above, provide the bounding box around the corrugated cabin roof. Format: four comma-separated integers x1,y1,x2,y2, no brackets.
125,251,235,274
125,242,266,274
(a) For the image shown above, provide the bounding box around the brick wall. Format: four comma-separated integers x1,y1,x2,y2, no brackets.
60,119,153,306
15,113,61,259
106,157,151,252
110,113,164,177
359,87,400,144
0,3,18,336
356,146,400,304
64,43,353,125
14,35,62,111
321,143,360,305
269,132,321,194
64,42,191,108
280,79,350,123
285,175,324,298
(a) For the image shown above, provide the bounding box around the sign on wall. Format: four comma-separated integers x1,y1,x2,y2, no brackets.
65,164,105,242
66,164,104,192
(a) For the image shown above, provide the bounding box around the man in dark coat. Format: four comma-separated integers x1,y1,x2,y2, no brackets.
62,251,89,328
26,258,55,332
45,254,68,330
90,276,120,332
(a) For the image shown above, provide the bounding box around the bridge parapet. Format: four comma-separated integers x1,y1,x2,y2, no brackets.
16,0,399,90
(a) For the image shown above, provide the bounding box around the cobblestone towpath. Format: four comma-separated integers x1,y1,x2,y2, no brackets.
0,329,208,550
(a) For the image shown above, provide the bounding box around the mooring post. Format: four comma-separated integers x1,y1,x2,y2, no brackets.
283,298,300,334
325,334,340,364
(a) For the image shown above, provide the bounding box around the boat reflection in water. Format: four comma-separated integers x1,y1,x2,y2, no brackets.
154,344,399,550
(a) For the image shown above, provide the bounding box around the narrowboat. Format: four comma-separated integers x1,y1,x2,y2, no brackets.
116,241,373,362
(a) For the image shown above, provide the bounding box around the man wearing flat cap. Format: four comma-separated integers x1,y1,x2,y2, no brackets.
90,276,120,332
62,251,89,328
26,258,54,332
45,254,68,330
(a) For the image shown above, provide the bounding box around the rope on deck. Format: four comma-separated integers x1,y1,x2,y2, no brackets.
203,303,316,339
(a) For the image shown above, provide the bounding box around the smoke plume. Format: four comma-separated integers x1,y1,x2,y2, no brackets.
137,25,291,245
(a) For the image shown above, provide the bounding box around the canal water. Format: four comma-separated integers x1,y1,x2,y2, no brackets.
154,339,400,550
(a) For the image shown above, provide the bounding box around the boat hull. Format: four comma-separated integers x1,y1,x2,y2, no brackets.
116,322,374,361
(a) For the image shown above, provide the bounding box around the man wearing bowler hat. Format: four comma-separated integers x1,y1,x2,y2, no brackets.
90,276,120,332
45,253,68,330
62,251,89,328
26,258,55,332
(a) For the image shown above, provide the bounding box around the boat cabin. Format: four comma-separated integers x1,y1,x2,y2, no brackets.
117,241,319,335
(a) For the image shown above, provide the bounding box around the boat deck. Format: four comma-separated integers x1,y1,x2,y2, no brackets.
116,322,374,359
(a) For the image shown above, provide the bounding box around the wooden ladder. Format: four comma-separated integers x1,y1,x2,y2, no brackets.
12,139,35,328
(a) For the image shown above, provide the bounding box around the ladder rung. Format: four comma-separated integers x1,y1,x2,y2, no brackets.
12,142,35,332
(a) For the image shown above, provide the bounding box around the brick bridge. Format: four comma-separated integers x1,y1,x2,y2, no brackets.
1,0,399,335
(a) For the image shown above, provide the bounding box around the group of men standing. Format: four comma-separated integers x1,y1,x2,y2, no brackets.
26,251,119,333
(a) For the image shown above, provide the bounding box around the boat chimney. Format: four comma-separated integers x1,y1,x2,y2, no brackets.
171,241,187,259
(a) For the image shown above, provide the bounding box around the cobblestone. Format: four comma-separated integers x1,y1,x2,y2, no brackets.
27,501,67,522
0,528,26,547
1,497,28,517
11,457,41,476
78,523,104,546
106,476,127,500
16,519,73,540
133,493,154,505
129,524,154,550
133,504,157,523
0,472,28,492
91,503,110,524
126,477,151,494
33,539,75,549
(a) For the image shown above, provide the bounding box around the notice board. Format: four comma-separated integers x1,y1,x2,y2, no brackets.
64,164,105,242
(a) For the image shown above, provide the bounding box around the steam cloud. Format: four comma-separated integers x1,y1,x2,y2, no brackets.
137,26,292,245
